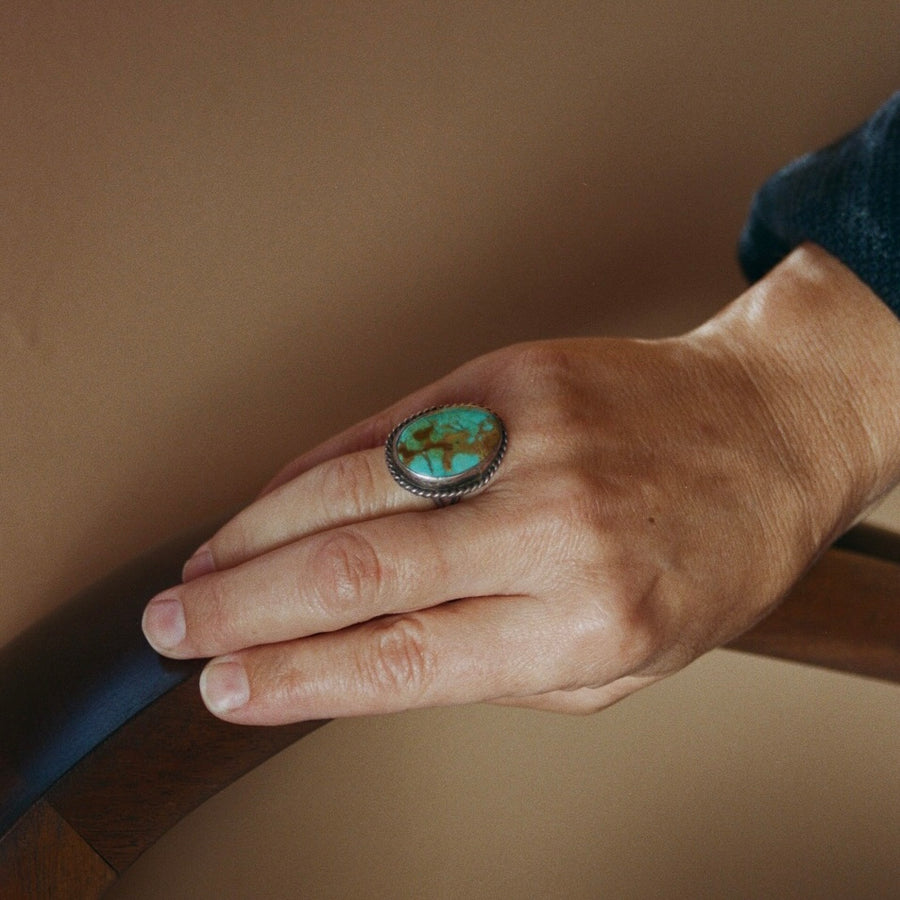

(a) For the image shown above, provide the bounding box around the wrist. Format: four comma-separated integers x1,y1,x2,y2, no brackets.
690,243,900,553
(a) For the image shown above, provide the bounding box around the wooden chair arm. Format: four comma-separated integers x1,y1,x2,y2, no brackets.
1,523,898,897
0,523,326,896
727,525,900,681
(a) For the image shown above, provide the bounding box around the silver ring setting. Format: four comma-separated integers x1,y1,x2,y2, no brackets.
385,404,507,504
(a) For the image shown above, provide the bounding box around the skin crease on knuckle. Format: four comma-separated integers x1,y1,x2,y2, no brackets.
306,528,388,621
328,452,382,519
355,615,437,705
241,615,440,722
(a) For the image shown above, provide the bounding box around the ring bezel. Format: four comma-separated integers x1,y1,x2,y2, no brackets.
385,404,508,503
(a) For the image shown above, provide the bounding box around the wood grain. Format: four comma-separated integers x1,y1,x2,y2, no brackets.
0,800,114,899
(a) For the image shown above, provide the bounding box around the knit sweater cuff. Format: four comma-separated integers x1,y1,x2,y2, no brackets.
739,92,900,317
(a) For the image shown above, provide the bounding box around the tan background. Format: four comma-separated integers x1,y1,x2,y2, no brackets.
2,3,899,897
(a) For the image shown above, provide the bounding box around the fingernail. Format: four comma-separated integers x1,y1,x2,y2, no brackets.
142,596,186,651
182,545,215,582
200,658,250,714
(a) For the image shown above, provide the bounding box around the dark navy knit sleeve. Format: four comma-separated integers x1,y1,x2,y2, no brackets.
739,92,900,316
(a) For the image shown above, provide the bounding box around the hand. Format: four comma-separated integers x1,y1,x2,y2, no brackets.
142,245,900,723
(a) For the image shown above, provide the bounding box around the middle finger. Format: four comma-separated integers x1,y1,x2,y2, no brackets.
143,502,518,659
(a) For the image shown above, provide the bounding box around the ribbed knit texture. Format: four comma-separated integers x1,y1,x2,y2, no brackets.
739,92,900,316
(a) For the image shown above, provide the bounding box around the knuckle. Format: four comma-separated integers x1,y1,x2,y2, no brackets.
542,469,602,525
509,342,578,391
359,615,435,700
330,453,380,516
309,529,386,612
602,586,666,669
483,342,580,410
519,470,608,571
561,569,667,680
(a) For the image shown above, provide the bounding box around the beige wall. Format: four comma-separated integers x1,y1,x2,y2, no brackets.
3,3,898,897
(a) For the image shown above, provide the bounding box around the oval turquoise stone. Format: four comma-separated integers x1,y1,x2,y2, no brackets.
394,406,503,485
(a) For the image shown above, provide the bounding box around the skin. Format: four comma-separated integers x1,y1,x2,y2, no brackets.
142,244,900,723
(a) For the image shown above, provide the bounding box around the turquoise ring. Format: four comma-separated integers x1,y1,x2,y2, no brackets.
385,404,508,504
